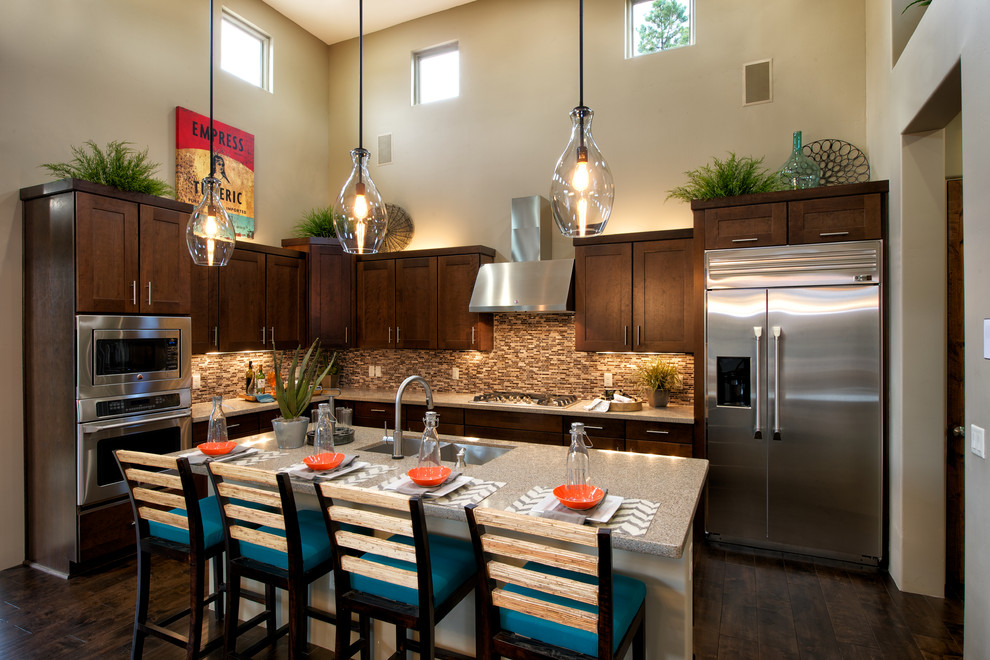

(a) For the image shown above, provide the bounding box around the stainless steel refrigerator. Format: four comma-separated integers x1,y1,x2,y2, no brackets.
705,241,883,565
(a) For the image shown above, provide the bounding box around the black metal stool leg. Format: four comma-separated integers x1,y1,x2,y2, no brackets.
131,546,151,659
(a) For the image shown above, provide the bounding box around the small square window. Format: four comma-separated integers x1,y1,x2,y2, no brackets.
221,10,272,91
628,0,693,58
414,43,459,105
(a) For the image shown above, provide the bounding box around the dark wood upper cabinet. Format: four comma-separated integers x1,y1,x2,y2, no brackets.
574,243,632,352
265,254,306,349
704,202,787,250
281,238,355,349
395,257,438,349
219,249,267,352
633,239,693,352
787,193,883,244
437,253,494,350
356,259,396,348
138,204,192,315
190,264,220,354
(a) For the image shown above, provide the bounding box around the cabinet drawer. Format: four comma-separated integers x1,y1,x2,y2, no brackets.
626,439,692,458
465,425,562,446
226,413,261,440
353,401,396,428
625,420,692,444
705,203,787,249
788,194,882,244
562,415,625,438
562,434,625,451
406,404,465,435
464,409,561,433
78,499,135,563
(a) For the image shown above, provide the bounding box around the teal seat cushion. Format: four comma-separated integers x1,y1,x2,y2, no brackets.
148,495,224,549
349,534,475,606
499,563,646,655
239,509,331,571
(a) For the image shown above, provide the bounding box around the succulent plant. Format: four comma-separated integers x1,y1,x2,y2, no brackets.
272,340,334,420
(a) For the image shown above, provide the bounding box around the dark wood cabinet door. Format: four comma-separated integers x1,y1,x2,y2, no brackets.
574,243,632,351
788,194,883,244
266,254,306,350
190,264,220,354
395,257,437,349
625,438,693,458
219,249,266,352
138,205,192,314
75,192,140,313
633,238,694,353
356,260,395,348
308,244,353,348
704,203,787,249
437,253,492,350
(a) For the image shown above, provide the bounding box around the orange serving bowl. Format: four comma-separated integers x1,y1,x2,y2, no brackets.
198,441,237,456
553,484,606,510
407,465,452,487
303,453,345,471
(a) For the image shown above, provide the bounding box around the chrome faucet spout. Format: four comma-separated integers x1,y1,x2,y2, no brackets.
392,375,434,459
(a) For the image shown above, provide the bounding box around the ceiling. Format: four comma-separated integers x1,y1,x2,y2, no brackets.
262,0,478,45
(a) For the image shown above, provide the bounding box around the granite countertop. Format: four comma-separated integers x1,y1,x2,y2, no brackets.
193,388,694,425
189,425,708,559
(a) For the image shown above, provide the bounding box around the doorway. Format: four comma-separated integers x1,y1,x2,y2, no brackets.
946,177,964,598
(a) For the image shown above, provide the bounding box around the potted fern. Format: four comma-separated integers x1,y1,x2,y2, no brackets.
633,357,683,408
666,153,782,202
271,340,334,449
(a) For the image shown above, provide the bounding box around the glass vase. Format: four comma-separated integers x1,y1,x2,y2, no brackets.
777,130,820,190
207,396,228,444
565,422,592,487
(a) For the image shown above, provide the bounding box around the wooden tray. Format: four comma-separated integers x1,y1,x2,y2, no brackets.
237,393,258,402
609,400,643,412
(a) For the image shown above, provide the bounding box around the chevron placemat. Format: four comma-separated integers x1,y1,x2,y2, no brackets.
334,463,395,485
227,450,283,466
506,486,659,537
377,476,505,508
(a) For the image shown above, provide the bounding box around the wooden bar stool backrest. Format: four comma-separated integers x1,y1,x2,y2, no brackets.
466,505,616,657
316,483,432,610
116,449,206,553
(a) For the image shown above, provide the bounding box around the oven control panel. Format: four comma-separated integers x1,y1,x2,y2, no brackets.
95,393,183,419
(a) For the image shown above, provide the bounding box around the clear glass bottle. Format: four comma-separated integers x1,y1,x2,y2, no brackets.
255,365,266,394
314,403,336,456
550,106,615,238
417,411,443,469
207,396,228,444
245,360,255,395
777,130,820,190
565,422,592,487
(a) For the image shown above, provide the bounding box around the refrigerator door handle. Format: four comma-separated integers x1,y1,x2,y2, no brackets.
772,325,782,441
753,326,763,439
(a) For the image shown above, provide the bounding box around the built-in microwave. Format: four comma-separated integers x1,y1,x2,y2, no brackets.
76,315,191,400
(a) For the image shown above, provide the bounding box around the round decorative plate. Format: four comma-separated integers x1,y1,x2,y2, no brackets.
802,139,870,186
381,204,414,252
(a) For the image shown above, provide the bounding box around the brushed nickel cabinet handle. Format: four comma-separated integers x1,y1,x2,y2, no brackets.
261,327,266,345
396,327,401,343
345,326,348,343
584,425,603,431
371,408,386,413
213,326,218,346
637,325,641,346
270,326,275,345
624,326,628,345
132,281,137,305
646,429,670,435
147,281,152,306
471,326,476,344
388,327,392,343
819,231,850,237
731,237,759,243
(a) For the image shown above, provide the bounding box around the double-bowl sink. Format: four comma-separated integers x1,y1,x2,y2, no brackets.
361,435,512,466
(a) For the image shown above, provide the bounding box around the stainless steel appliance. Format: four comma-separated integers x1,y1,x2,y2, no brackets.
76,315,192,506
705,241,883,565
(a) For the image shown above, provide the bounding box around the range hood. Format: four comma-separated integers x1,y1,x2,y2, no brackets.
469,195,575,313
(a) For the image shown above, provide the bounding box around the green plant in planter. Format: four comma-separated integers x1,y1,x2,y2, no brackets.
272,340,334,420
634,357,683,394
666,152,783,202
42,140,174,197
293,207,340,238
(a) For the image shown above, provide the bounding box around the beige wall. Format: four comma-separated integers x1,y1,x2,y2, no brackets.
0,0,329,568
328,0,866,260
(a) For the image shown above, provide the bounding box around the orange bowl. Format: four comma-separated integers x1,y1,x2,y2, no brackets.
407,465,452,487
304,453,345,471
198,441,237,456
553,484,606,510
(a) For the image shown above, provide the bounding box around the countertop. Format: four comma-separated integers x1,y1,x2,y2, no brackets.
190,425,708,559
192,388,694,425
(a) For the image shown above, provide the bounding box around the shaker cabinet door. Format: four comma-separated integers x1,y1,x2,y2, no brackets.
633,239,694,353
266,254,306,350
356,259,395,348
138,204,192,314
437,253,492,350
395,257,438,349
75,192,140,313
219,249,267,351
574,243,632,352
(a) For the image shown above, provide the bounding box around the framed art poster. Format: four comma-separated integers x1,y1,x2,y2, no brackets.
175,106,256,238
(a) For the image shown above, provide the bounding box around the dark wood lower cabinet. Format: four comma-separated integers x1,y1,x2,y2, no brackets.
406,404,465,436
77,499,135,564
465,409,564,445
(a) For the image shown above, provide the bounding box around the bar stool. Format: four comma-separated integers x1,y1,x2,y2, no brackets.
315,482,477,659
465,504,646,660
208,461,336,659
114,450,225,659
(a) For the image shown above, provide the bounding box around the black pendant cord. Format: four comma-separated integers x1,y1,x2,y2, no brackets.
357,0,364,185
578,0,586,152
209,0,216,179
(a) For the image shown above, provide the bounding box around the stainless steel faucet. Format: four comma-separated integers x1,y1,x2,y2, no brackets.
391,375,434,459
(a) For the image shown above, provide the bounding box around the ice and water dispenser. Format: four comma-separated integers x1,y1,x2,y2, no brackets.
716,356,750,407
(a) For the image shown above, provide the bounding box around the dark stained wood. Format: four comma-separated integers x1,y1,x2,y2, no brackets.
20,177,194,213
218,249,266,352
282,239,355,349
351,400,397,429
356,259,395,348
689,180,890,210
406,404,465,436
945,178,964,597
190,264,220,354
74,191,141,313
625,438,691,457
356,243,496,261
574,242,632,351
625,420,692,444
562,415,625,440
633,239,694,352
138,204,192,314
265,254,307,349
395,256,438,349
77,499,135,563
788,194,883,244
437,252,494,350
704,202,787,249
573,227,694,247
464,408,561,433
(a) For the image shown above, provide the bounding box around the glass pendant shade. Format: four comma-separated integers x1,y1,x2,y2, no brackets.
550,106,614,238
186,176,236,266
334,148,387,254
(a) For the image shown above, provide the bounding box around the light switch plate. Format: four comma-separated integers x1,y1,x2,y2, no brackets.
368,365,375,378
604,373,613,387
973,424,986,459
985,320,990,359
452,367,460,380
192,372,201,389
375,365,382,378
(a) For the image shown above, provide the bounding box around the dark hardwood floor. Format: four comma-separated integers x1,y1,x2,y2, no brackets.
0,540,964,658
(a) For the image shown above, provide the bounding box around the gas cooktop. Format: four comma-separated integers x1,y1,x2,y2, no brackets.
473,391,579,408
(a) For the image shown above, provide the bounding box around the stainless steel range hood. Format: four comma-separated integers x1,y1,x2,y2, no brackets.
468,196,575,313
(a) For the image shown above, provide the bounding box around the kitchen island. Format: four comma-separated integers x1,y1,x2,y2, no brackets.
194,423,707,659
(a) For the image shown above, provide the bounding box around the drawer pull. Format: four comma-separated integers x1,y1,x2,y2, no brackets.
646,429,670,435
227,424,240,430
371,408,387,413
731,237,759,243
583,425,603,431
819,231,850,237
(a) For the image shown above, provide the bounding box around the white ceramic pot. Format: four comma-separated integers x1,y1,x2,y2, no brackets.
272,416,308,450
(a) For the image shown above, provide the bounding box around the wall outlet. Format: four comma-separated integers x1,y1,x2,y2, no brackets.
973,424,986,459
452,367,460,380
375,365,382,378
604,373,613,387
368,365,375,378
192,372,201,389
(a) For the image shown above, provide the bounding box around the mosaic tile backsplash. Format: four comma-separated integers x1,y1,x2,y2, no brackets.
191,314,694,406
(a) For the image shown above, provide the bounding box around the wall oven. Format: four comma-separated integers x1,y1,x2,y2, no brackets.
76,315,192,506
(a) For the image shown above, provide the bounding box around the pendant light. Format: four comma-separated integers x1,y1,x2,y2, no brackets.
550,0,614,238
186,0,236,267
334,0,387,254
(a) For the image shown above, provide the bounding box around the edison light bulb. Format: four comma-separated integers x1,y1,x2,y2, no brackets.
550,106,614,238
334,148,387,255
186,177,235,266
